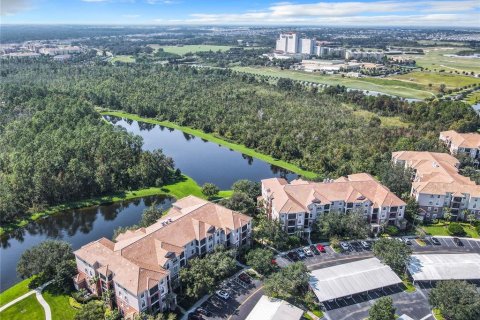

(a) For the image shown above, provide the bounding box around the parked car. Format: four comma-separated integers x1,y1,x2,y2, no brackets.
238,273,251,284
430,237,441,245
296,248,306,259
188,313,203,320
316,244,326,253
310,244,320,255
453,237,464,246
196,308,212,317
402,237,412,245
287,251,299,261
360,240,370,249
215,290,230,300
303,247,313,257
340,242,350,251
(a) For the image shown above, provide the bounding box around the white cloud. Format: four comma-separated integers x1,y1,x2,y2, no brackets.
165,0,479,26
1,0,32,16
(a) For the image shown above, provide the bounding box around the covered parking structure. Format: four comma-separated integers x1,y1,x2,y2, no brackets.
408,253,480,286
309,257,402,304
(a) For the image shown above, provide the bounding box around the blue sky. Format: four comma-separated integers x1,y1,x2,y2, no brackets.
1,0,479,27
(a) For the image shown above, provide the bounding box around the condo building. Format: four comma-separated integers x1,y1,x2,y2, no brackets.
392,151,480,220
276,33,300,54
439,130,480,159
73,196,252,318
260,173,406,237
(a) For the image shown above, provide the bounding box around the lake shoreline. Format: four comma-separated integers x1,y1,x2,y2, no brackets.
0,175,231,236
101,110,318,179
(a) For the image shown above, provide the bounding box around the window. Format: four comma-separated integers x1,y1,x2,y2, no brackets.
149,285,159,296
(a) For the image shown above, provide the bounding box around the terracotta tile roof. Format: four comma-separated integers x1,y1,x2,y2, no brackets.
75,197,251,295
440,130,480,149
262,173,405,214
393,151,480,197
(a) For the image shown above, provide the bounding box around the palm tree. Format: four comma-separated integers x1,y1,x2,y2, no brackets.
467,212,476,226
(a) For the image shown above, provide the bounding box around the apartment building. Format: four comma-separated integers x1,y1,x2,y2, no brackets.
345,50,385,61
260,173,406,237
439,130,480,159
276,33,299,54
392,151,480,220
73,196,252,318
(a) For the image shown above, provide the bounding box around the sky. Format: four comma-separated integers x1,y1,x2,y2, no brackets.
1,0,479,27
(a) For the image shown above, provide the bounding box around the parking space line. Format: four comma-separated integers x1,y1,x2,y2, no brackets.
474,241,480,249
466,240,474,248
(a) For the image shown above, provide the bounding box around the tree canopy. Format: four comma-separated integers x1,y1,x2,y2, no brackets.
373,238,412,274
429,280,480,320
368,297,396,320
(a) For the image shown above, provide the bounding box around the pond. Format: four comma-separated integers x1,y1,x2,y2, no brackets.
106,116,297,190
0,196,173,291
0,116,297,292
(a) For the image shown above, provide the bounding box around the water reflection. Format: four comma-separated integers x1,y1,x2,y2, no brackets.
0,196,172,291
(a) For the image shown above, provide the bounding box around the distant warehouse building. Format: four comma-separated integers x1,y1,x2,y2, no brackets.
408,253,480,285
309,258,402,303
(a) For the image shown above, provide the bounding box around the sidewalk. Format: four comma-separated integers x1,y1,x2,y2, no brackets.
0,280,53,320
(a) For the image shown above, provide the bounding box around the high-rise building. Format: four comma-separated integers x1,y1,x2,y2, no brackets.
300,38,314,54
276,32,301,54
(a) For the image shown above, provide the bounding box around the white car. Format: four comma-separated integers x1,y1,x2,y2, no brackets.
340,242,350,251
215,290,230,300
360,241,370,249
303,247,313,257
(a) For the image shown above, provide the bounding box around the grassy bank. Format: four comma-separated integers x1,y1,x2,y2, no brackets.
101,110,318,179
0,277,35,307
0,294,45,320
0,175,232,236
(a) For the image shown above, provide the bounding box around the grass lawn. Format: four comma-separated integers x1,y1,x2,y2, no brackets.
111,55,135,63
401,275,416,293
392,71,479,92
148,44,232,55
0,277,34,307
420,221,479,238
101,110,317,179
0,294,45,320
42,287,77,320
232,66,433,99
432,309,445,320
0,174,231,236
407,47,480,74
352,109,410,128
465,91,480,105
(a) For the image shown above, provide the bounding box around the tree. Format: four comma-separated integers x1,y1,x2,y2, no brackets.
219,192,255,215
264,262,309,300
466,212,476,225
443,207,453,223
448,223,465,236
232,180,260,200
53,260,77,293
139,202,165,227
373,238,412,274
201,183,219,199
245,248,275,275
255,214,288,250
179,247,236,299
378,161,414,197
316,210,369,239
429,280,480,320
17,240,74,282
75,301,104,320
369,297,396,320
404,197,420,225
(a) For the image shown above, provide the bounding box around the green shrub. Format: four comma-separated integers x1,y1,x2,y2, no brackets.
448,223,465,236
384,225,399,236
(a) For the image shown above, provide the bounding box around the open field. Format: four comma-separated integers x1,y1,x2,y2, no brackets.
352,109,410,128
392,71,480,92
148,44,232,55
0,278,34,307
465,91,480,105
0,174,232,236
111,55,135,63
43,287,78,320
232,66,433,99
0,294,45,320
404,47,480,74
101,110,318,179
421,222,479,239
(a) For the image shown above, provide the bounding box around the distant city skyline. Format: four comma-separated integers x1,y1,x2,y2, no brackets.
1,0,479,27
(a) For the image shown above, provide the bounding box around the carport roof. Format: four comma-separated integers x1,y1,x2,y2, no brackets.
309,257,402,302
408,253,480,281
245,295,304,320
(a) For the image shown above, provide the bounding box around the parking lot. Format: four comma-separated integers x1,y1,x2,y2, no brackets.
276,236,480,269
323,286,433,320
192,272,263,320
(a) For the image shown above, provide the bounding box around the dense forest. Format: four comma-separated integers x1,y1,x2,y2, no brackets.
0,84,176,224
1,60,478,224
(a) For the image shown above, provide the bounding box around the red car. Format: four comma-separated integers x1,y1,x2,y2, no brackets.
316,244,326,253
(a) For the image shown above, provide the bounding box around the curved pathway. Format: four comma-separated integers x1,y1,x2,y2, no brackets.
0,281,52,320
